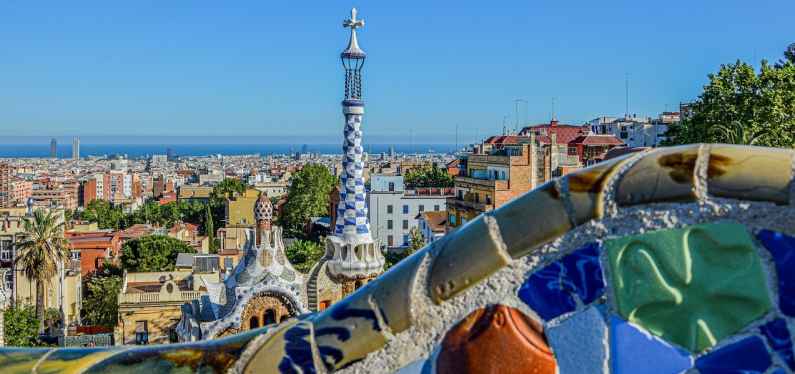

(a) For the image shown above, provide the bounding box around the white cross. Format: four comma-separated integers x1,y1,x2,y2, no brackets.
343,8,364,30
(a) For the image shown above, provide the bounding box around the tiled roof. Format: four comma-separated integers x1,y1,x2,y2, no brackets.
568,134,625,146
419,211,447,232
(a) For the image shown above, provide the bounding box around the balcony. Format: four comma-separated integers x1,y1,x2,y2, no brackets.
446,197,493,212
119,290,204,305
454,176,509,190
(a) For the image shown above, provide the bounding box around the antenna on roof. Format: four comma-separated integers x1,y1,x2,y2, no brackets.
625,73,630,118
552,97,557,121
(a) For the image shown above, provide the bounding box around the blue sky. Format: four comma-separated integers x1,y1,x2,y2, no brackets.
0,1,792,144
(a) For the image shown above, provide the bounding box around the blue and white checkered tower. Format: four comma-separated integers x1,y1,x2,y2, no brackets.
326,8,384,284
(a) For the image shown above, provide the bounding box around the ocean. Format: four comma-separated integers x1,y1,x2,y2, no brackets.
0,144,460,158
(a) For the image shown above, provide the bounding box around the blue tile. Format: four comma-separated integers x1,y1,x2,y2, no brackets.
547,306,608,374
760,318,795,370
695,336,771,374
518,243,605,320
757,230,795,316
609,315,692,374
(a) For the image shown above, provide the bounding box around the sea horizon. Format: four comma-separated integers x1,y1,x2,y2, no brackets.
0,143,463,158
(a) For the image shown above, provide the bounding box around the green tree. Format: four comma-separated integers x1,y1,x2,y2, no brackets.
285,239,324,273
211,178,246,200
120,235,195,272
82,274,122,328
384,227,425,270
4,306,41,347
15,209,70,330
204,205,216,252
664,51,795,147
281,164,336,237
81,200,126,230
404,165,454,188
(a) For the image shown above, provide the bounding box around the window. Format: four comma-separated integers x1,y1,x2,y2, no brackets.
387,235,394,247
135,321,149,345
402,205,409,214
403,235,409,246
403,220,409,230
388,182,395,192
224,257,233,270
70,250,80,260
386,205,393,214
263,309,276,326
486,195,492,205
418,205,424,212
0,242,11,261
434,205,440,211
449,214,457,226
387,220,393,230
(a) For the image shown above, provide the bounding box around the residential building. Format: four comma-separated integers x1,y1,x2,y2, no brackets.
115,270,214,345
589,112,680,148
367,175,451,250
178,185,213,202
417,211,447,244
0,163,11,208
66,231,122,276
447,123,583,231
225,188,259,227
568,134,625,166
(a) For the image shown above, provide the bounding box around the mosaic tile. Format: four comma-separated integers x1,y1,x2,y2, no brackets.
609,315,692,374
436,304,556,374
707,144,793,204
605,222,772,353
494,181,572,258
429,215,511,303
759,318,795,370
757,230,795,317
695,335,771,374
518,242,605,320
546,306,608,374
614,144,700,206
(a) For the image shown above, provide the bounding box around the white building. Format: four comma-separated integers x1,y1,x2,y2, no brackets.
589,112,679,148
367,175,451,251
417,211,447,244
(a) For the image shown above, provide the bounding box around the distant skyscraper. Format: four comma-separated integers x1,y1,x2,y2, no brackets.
50,138,57,158
166,147,175,161
72,137,80,160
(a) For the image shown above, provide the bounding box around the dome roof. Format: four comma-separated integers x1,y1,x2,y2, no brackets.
255,194,273,222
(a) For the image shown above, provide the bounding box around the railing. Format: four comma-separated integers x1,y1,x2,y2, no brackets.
454,176,509,189
60,333,113,347
119,290,204,304
404,187,454,197
446,197,493,211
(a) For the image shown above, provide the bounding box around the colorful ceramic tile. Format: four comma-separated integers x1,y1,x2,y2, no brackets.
546,306,608,374
518,242,605,320
605,222,772,353
695,336,771,374
757,230,795,316
609,315,692,374
435,305,556,374
759,318,795,370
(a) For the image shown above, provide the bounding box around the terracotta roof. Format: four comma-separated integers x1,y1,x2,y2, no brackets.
419,211,447,233
519,121,588,144
483,135,521,145
568,134,625,146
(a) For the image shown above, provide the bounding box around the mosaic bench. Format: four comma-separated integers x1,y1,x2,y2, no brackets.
1,143,794,373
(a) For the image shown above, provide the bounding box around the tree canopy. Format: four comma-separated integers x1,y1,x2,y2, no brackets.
3,306,42,347
120,235,195,272
81,200,126,230
664,47,795,148
285,239,325,273
281,164,336,237
404,165,454,188
82,273,122,328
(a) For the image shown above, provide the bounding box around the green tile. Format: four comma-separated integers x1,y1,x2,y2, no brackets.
605,222,772,353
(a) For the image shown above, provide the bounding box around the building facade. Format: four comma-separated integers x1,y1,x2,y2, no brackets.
367,175,450,250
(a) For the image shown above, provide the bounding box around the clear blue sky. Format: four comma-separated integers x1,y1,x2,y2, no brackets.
0,1,792,144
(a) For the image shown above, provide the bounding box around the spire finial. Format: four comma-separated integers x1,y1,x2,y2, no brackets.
343,8,364,31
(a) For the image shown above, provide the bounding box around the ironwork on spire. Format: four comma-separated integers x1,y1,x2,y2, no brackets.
341,8,366,102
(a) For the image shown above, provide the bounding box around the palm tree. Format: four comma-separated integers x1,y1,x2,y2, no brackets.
15,209,70,331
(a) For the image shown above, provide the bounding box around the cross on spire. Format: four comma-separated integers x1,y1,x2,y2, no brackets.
343,8,364,30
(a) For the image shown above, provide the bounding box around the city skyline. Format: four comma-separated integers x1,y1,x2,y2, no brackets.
0,1,792,142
